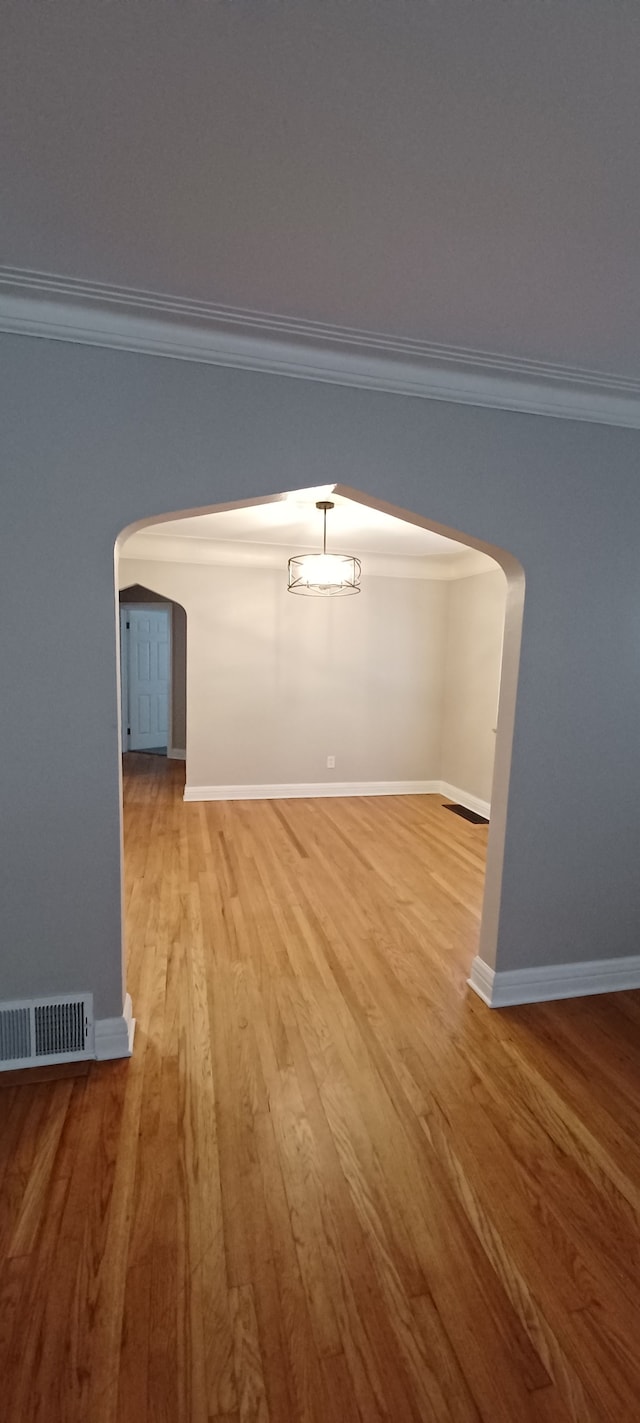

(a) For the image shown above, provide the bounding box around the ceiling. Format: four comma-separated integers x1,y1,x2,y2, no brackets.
3,3,640,378
138,488,471,558
123,488,496,577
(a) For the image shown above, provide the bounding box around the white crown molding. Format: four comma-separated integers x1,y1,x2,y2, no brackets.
120,531,492,580
468,953,640,1008
2,266,640,428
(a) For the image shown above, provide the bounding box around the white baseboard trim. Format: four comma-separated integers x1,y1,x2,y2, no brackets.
168,747,186,760
95,992,136,1060
468,953,640,1008
468,957,498,1005
438,782,491,820
183,779,491,807
184,779,441,802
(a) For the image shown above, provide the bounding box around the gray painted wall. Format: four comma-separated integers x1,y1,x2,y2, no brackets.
2,332,640,1017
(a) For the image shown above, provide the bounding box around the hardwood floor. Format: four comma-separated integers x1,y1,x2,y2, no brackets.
2,755,640,1420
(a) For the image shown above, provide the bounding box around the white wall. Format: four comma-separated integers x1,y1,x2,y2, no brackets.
119,555,449,789
441,569,506,806
119,553,506,801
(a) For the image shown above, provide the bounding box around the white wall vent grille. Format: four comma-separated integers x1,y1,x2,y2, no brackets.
0,1007,31,1064
0,995,94,1071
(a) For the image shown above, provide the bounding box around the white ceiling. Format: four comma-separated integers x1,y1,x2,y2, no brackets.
123,488,497,577
2,2,640,378
140,488,470,558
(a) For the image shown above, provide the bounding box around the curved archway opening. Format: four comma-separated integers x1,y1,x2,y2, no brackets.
115,484,524,1009
118,583,187,762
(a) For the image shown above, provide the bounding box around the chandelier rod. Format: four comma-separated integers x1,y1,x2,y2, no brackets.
316,499,334,555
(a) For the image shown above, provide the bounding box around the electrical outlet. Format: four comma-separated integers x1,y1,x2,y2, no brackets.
326,755,336,769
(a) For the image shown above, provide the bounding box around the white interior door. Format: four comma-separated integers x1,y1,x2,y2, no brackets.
124,608,170,751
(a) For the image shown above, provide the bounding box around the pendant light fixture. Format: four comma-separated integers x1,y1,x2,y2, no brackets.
287,501,361,597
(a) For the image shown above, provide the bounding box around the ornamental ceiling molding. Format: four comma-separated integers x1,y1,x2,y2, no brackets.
2,265,640,429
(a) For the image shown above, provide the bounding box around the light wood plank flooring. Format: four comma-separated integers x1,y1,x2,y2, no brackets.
2,754,640,1421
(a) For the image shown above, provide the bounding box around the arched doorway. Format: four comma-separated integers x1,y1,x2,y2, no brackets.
116,484,524,1007
119,583,187,761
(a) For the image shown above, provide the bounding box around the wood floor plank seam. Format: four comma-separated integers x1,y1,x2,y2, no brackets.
3,755,640,1422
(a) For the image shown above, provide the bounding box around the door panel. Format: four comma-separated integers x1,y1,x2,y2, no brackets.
126,609,170,750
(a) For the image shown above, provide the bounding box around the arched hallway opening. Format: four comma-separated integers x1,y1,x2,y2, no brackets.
116,483,523,1010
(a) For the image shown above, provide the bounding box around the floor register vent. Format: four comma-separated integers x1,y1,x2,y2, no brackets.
0,994,94,1071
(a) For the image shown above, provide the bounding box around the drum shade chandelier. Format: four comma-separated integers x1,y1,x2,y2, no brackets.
287,501,361,597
